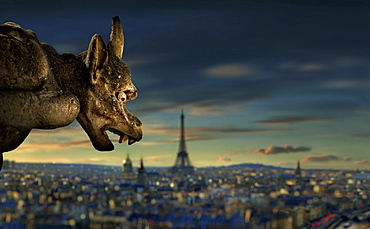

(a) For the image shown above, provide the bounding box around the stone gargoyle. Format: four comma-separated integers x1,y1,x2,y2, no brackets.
0,16,143,169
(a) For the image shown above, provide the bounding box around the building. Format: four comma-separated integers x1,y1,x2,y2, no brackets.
2,160,15,170
294,161,309,187
122,154,133,174
295,161,301,178
170,111,195,174
137,157,146,185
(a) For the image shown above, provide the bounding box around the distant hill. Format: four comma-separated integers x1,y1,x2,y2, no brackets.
197,163,344,172
198,163,291,171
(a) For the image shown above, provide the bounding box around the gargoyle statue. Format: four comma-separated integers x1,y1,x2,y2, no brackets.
0,16,143,169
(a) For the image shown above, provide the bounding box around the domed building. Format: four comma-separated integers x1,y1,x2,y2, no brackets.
122,153,133,175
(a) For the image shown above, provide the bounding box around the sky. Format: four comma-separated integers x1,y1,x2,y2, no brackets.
1,0,369,170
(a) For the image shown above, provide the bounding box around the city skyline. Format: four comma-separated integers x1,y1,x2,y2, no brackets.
1,1,369,170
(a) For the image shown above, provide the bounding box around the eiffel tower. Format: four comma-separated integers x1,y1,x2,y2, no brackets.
170,110,195,174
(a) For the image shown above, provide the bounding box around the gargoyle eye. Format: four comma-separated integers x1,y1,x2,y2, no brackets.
115,91,126,102
105,66,112,75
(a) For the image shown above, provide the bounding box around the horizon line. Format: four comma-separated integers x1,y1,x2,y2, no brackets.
6,161,362,171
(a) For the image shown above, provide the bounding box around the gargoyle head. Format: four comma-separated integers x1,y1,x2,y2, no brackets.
75,16,142,151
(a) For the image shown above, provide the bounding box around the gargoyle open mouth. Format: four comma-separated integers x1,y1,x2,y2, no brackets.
108,128,141,145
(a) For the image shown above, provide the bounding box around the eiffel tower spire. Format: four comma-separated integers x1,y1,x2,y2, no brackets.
170,110,195,174
179,109,187,153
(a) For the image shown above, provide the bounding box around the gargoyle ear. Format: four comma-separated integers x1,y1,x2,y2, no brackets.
85,34,107,85
108,16,124,59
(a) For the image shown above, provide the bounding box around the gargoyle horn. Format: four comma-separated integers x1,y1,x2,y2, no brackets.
108,16,124,59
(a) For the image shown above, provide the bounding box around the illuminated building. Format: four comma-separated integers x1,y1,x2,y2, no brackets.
122,153,133,174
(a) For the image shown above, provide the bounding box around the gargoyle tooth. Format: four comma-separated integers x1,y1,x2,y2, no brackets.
119,135,129,143
128,138,136,145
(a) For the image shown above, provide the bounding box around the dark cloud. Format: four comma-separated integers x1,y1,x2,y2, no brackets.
122,4,369,118
301,155,339,163
266,90,370,118
251,145,310,155
255,116,330,125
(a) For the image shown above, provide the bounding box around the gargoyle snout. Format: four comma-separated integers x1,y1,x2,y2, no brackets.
125,89,138,101
131,114,142,128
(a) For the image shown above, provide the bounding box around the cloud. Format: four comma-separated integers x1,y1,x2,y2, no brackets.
356,109,370,113
255,116,329,125
298,63,326,71
319,80,370,92
354,160,370,165
218,155,231,162
188,105,234,115
321,80,365,89
348,134,370,139
301,155,339,163
301,155,351,163
13,140,91,153
251,145,311,155
332,57,369,68
343,157,351,161
202,63,256,78
277,62,326,72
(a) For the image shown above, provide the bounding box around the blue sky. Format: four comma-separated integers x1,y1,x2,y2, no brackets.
1,1,369,169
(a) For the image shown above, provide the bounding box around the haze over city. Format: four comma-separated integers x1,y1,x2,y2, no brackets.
1,1,369,170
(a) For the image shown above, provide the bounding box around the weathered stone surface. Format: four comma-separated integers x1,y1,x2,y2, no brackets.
0,17,143,169
0,23,49,90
